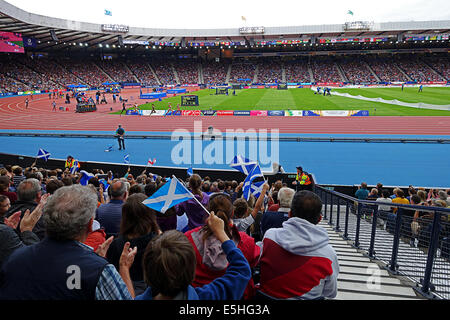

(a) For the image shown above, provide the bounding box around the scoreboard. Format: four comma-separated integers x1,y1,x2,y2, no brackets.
181,95,199,106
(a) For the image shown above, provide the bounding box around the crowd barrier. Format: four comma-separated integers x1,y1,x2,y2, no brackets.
316,185,450,300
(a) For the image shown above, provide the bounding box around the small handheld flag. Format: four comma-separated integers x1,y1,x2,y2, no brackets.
79,170,95,186
70,160,79,174
142,176,194,214
230,155,257,175
187,167,193,177
37,149,50,161
124,154,130,164
147,158,156,166
243,165,264,201
104,145,113,152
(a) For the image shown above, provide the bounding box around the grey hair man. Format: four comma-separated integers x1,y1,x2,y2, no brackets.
5,178,45,239
260,187,295,237
0,185,134,300
96,181,128,236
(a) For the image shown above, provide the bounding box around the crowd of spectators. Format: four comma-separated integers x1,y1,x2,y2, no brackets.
202,60,228,85
366,57,410,82
174,61,199,85
284,61,311,83
126,60,159,86
62,60,111,87
0,162,340,300
256,61,283,83
423,57,450,81
151,62,177,85
22,57,82,87
396,58,445,82
339,60,377,84
229,62,257,83
310,59,343,83
97,60,136,83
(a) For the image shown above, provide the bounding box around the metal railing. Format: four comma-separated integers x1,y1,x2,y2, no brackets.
316,185,450,299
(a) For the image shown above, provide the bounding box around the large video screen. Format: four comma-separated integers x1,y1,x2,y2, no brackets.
0,32,25,53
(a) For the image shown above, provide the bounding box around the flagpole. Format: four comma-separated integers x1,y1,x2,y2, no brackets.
172,175,210,216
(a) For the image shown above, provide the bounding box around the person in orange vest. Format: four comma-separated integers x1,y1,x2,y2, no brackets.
292,166,312,191
64,155,79,171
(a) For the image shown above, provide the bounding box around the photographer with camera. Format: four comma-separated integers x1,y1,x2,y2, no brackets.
115,124,126,151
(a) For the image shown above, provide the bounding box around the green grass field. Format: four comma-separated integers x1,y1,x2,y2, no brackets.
120,87,450,116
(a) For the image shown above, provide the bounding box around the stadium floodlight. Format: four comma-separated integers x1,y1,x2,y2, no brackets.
99,44,103,47
106,44,110,48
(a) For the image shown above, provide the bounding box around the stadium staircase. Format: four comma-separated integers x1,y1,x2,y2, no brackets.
253,64,259,83
198,63,203,84
320,209,424,300
123,62,140,83
336,63,348,82
421,59,447,80
364,61,381,82
93,62,114,82
147,62,161,85
395,63,412,81
171,63,180,84
308,64,315,83
225,64,231,84
281,63,286,83
57,61,89,86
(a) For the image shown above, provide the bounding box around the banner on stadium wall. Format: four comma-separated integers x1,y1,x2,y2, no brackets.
284,110,303,117
267,110,285,116
201,110,217,116
216,110,234,116
126,110,143,115
142,110,165,116
316,82,343,86
302,110,369,116
182,110,201,116
250,110,268,116
234,110,251,116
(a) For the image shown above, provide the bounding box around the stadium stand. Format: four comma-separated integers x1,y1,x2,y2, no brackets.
173,60,199,85
202,60,229,85
126,60,159,86
256,60,283,83
284,60,312,83
310,58,343,83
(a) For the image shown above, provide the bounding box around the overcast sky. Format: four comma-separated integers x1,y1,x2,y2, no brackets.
5,0,450,29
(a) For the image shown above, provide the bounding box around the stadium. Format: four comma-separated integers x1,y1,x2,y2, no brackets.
0,0,449,307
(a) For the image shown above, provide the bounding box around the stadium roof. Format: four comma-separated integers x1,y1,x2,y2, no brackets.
0,0,449,51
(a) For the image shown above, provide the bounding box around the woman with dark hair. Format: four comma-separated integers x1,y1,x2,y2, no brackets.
176,174,209,231
106,193,161,295
184,192,262,300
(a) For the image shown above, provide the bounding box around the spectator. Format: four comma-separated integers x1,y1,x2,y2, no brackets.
0,176,17,204
376,189,393,217
0,185,135,300
5,178,44,239
96,181,128,237
392,189,410,213
260,187,295,237
0,194,47,268
45,178,64,195
185,193,260,300
258,190,339,300
12,166,26,189
367,188,378,200
176,174,209,231
134,221,251,300
355,182,369,200
233,183,269,233
106,193,161,295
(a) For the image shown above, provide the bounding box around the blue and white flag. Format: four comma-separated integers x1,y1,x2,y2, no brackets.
143,176,194,213
104,9,112,16
79,170,95,186
229,155,257,175
124,154,130,164
104,145,113,152
37,148,50,161
70,160,79,174
242,165,264,200
250,180,266,199
99,178,110,190
187,167,193,177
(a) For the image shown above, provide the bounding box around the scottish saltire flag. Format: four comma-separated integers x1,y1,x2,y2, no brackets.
104,9,112,16
104,145,113,152
79,170,95,186
70,160,79,174
143,177,194,213
99,178,110,190
124,154,130,164
230,155,257,175
187,167,193,177
250,180,265,199
37,149,50,161
243,165,264,200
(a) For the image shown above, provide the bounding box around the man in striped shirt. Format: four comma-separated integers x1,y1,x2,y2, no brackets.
12,166,26,190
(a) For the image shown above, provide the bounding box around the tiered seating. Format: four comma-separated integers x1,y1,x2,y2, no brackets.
151,61,176,85
126,60,159,86
366,58,409,82
339,60,377,84
202,61,228,85
396,58,445,82
173,61,199,85
256,61,283,83
423,57,450,81
310,60,343,83
229,62,256,83
62,60,111,87
284,61,311,83
97,60,136,83
23,57,83,87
